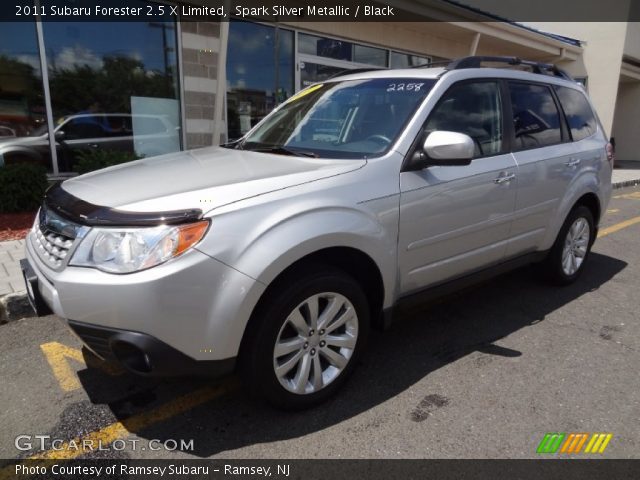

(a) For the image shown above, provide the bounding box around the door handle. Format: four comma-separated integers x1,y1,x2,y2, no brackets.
494,172,516,184
565,158,581,167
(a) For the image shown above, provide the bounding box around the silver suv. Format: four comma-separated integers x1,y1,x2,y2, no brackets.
22,56,613,409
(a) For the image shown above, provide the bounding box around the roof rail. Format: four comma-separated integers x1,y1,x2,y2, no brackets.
445,56,574,81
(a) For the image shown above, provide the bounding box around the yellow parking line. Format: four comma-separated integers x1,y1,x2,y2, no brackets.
40,342,123,392
598,215,640,238
34,380,236,460
40,342,86,392
0,382,234,479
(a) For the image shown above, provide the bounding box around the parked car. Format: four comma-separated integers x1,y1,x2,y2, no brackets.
22,56,612,409
0,113,180,170
0,125,16,138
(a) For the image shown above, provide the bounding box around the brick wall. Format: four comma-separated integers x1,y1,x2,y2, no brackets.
180,21,224,149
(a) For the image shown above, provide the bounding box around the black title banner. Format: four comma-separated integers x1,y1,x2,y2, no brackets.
2,0,640,22
1,459,640,480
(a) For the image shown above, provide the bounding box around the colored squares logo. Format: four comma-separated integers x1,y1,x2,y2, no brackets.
537,433,613,454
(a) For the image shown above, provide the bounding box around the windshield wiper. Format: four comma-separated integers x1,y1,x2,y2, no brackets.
249,146,318,158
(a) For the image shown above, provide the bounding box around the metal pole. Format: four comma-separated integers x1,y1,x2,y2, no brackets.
34,1,59,176
175,18,187,150
212,8,230,145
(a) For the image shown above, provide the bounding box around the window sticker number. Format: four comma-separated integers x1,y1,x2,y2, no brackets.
387,83,425,92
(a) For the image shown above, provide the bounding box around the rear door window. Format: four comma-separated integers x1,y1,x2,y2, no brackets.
508,82,562,150
554,86,597,141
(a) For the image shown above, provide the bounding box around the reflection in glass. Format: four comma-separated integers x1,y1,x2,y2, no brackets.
0,22,51,170
554,86,596,141
240,78,435,159
227,21,294,140
509,82,562,150
425,81,503,157
41,3,181,172
353,44,387,67
299,33,352,61
389,52,431,68
300,63,348,88
300,33,387,67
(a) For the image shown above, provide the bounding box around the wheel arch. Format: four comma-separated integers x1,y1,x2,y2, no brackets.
246,246,387,336
574,191,601,226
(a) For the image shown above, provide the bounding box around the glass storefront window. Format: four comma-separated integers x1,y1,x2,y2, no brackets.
300,62,347,88
227,23,436,142
227,21,294,140
299,33,387,67
390,52,431,68
299,33,352,61
353,44,387,67
0,22,51,171
41,0,181,173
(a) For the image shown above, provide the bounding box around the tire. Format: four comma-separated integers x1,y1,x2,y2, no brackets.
541,205,595,285
239,265,370,410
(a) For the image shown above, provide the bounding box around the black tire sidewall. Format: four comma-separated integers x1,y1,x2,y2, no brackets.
547,205,595,285
240,266,370,410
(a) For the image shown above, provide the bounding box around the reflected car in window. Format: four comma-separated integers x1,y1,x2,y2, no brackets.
0,113,180,170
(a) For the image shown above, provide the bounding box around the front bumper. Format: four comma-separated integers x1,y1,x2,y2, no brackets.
23,232,266,364
68,320,235,377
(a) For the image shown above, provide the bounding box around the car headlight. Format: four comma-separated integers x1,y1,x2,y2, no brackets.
70,220,209,274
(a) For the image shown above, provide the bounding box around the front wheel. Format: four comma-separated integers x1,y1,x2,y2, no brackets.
542,205,595,285
239,266,369,410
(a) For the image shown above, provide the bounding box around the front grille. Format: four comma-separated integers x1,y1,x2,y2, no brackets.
33,228,74,269
31,206,87,271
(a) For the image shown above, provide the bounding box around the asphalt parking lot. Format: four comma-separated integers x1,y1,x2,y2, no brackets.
1,186,639,461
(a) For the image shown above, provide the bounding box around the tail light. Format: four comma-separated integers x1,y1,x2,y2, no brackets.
606,142,614,168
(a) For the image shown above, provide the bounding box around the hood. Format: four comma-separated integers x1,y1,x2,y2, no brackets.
61,146,366,213
0,135,43,149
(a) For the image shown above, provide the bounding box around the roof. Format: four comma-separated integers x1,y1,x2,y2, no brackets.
440,0,582,47
328,65,581,89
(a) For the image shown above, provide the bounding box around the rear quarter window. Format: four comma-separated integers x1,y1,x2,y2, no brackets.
554,86,597,142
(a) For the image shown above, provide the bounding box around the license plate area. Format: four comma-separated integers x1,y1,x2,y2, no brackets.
20,259,53,317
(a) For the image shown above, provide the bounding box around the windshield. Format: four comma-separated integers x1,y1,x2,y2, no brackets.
239,78,435,159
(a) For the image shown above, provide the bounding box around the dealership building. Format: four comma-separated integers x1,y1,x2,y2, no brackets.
1,0,638,175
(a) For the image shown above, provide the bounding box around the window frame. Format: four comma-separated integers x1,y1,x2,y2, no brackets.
506,79,570,153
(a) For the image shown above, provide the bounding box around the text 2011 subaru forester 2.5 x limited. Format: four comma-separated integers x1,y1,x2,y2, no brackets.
22,57,612,409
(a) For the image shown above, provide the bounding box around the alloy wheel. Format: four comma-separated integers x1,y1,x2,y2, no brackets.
561,217,590,276
273,292,358,395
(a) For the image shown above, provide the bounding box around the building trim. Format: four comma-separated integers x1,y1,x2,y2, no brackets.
621,62,640,82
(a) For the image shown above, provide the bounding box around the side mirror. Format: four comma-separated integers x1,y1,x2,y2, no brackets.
54,130,66,141
424,131,474,166
410,131,475,169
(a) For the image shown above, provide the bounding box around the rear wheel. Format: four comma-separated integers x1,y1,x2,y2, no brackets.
542,205,595,285
239,266,369,410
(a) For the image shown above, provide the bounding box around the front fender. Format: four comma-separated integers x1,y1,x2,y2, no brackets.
196,200,399,310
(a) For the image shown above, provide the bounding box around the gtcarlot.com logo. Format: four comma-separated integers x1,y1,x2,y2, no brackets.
536,433,613,454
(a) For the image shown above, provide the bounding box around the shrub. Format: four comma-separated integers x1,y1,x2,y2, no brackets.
74,149,141,175
0,163,49,213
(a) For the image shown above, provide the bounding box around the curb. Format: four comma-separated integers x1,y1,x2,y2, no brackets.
0,291,32,324
612,179,640,189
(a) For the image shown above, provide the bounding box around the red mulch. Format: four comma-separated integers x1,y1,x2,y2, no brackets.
0,212,36,241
